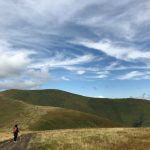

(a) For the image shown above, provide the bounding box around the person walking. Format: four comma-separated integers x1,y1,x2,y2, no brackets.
12,124,19,143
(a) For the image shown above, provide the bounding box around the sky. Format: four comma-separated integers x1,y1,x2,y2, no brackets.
0,0,150,98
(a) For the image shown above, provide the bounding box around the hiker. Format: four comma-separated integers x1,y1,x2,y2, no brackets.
12,124,19,143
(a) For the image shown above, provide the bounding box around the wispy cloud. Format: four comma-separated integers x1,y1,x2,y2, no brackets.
117,71,150,80
60,76,70,81
31,53,96,69
75,39,150,61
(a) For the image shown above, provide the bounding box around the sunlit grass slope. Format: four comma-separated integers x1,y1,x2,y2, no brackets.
2,89,150,127
28,128,150,150
0,95,119,132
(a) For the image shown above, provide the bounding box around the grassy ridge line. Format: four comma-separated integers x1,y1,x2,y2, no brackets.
0,95,119,132
1,89,92,112
2,89,150,127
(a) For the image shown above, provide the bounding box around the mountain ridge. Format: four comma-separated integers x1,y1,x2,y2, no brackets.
1,89,150,127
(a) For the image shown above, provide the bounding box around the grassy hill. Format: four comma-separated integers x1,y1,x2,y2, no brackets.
1,90,150,126
1,89,90,112
0,95,119,132
2,89,150,127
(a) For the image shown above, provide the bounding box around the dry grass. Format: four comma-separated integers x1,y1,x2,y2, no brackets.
0,132,12,142
28,128,150,150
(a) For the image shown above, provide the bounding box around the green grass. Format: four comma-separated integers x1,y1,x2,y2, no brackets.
28,128,150,150
2,89,91,112
0,95,119,132
0,95,27,130
2,89,150,127
29,108,120,131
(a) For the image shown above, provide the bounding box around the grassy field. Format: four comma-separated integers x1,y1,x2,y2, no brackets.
2,89,150,127
1,128,150,150
28,128,150,150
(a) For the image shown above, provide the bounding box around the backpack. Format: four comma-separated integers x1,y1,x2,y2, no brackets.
13,127,18,134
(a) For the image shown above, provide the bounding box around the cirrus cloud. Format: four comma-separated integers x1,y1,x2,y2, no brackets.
75,39,150,62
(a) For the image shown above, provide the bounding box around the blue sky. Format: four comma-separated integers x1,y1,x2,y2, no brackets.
0,0,150,98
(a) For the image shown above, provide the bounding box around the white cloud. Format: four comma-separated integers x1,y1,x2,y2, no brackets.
76,70,86,75
86,70,110,79
31,53,95,69
63,66,100,75
0,40,33,78
97,71,109,75
75,0,150,41
61,76,70,81
94,95,104,98
76,39,150,61
97,74,108,78
0,0,100,32
27,67,50,81
118,71,150,80
0,39,53,90
104,61,120,70
0,79,40,90
97,96,104,98
0,39,96,89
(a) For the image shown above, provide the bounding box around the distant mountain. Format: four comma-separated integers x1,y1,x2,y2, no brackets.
1,89,150,127
0,94,119,132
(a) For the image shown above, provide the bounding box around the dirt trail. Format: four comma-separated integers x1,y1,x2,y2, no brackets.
0,133,33,150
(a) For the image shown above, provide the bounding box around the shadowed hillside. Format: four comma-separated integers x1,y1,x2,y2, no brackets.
0,95,119,132
2,89,150,127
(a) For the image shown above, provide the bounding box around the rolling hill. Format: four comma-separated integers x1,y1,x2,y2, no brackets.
1,89,150,127
0,94,119,132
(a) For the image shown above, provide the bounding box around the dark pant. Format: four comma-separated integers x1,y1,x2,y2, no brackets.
14,133,18,141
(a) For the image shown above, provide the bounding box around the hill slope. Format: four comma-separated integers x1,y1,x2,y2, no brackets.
2,89,150,127
0,95,119,132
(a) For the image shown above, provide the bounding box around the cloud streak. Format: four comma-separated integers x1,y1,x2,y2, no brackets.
117,71,150,80
75,39,150,62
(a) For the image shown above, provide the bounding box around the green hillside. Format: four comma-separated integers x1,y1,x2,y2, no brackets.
2,89,150,127
29,108,119,131
1,89,90,112
0,95,118,132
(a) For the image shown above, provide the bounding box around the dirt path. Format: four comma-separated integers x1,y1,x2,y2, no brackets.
0,133,33,150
